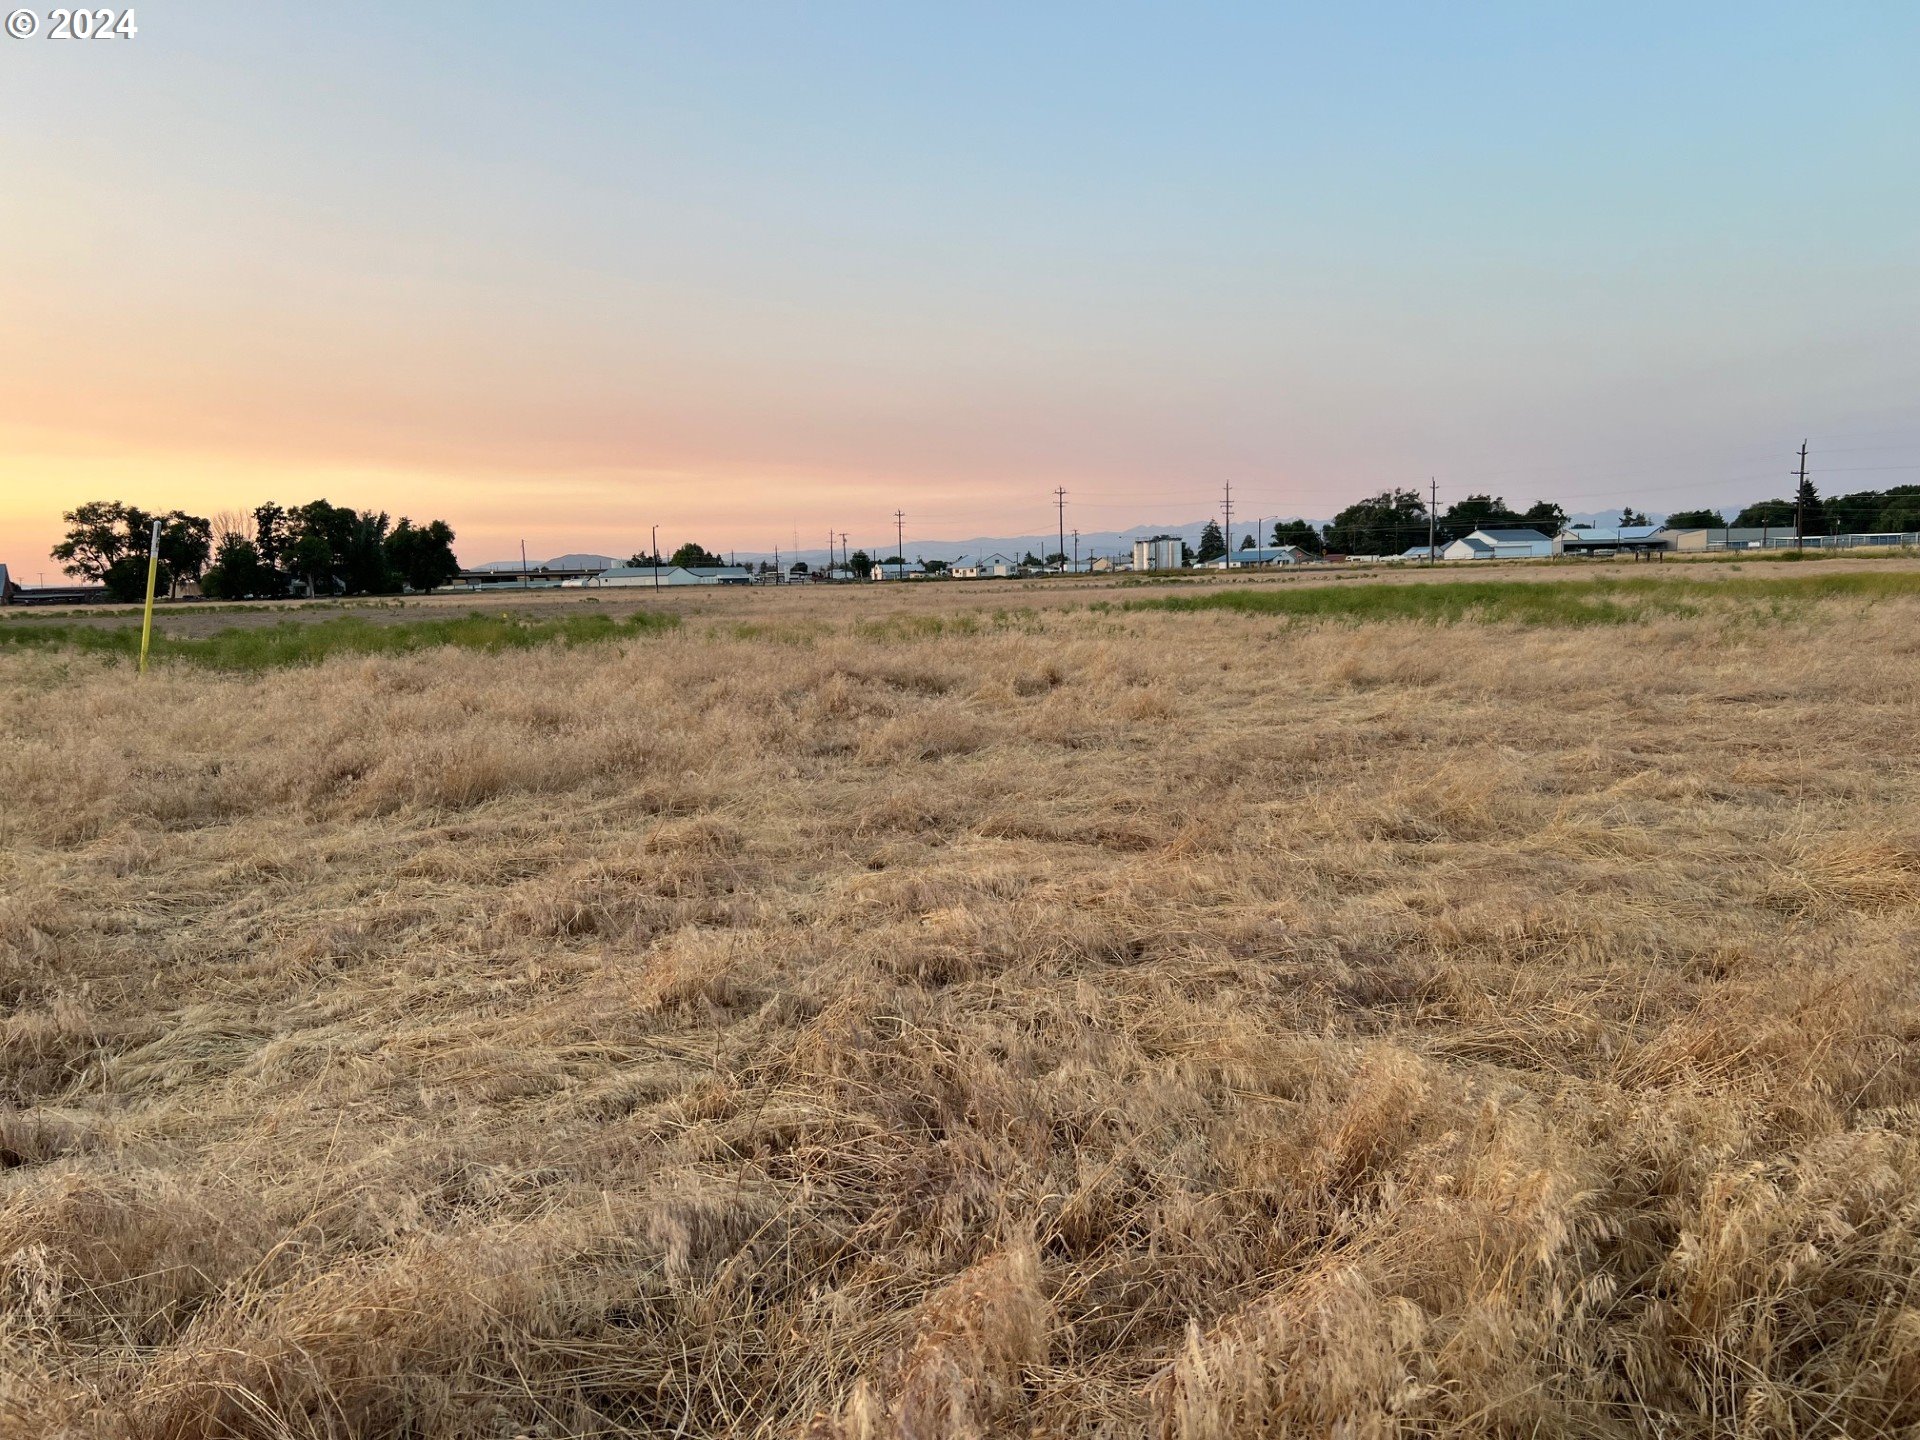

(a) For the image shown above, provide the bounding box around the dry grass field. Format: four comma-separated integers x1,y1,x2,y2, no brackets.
4,567,1920,1437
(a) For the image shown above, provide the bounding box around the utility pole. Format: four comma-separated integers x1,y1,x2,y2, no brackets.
1071,528,1079,575
1054,487,1067,574
1794,440,1810,551
894,511,905,579
1428,478,1438,565
838,532,848,580
651,524,659,590
1222,480,1234,570
520,539,529,589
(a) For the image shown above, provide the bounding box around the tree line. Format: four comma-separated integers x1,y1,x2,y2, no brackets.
1684,482,1920,537
1242,479,1920,558
52,500,461,601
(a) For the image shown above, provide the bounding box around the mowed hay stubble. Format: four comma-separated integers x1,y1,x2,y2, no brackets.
3,578,1920,1437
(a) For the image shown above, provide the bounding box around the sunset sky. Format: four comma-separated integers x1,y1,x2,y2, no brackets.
4,3,1917,569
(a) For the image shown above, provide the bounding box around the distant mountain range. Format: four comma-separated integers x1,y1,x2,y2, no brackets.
474,509,1716,571
471,553,620,572
480,525,1277,572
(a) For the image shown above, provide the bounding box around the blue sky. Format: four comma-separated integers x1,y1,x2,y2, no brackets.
3,2,1916,561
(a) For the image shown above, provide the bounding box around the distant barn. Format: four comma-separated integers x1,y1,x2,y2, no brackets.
1442,527,1557,560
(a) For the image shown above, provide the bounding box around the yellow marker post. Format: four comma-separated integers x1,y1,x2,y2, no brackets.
138,517,161,674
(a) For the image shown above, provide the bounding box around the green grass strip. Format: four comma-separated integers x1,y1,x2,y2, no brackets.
0,610,679,672
1127,571,1920,626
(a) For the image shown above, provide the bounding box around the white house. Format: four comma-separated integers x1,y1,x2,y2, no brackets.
1441,527,1556,561
563,564,753,588
951,553,1019,579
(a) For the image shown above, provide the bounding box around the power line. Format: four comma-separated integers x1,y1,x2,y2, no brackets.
1794,440,1810,550
1054,486,1067,575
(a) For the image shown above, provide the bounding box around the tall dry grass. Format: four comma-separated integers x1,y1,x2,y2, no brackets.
3,577,1919,1437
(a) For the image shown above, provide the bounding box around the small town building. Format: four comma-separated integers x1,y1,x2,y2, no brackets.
1195,545,1310,568
1556,525,1670,557
563,564,752,588
951,553,1019,579
1663,527,1919,552
1441,527,1557,560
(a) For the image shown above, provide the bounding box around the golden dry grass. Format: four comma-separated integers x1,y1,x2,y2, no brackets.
4,575,1920,1437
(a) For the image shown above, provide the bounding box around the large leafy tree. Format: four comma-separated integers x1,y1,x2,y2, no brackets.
1438,494,1522,540
339,510,399,594
293,500,358,557
1875,489,1920,532
1733,499,1795,527
669,541,721,567
158,511,212,596
1323,488,1427,555
1269,519,1323,555
284,500,355,593
287,534,334,597
1195,520,1226,563
253,503,291,571
52,501,210,596
101,555,168,603
384,518,460,593
51,500,150,580
1664,508,1727,529
1520,501,1568,534
270,500,402,595
200,535,275,599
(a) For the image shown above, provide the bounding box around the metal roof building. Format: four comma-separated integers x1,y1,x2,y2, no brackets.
1442,527,1556,560
952,553,1020,578
1194,545,1312,567
563,565,753,588
1556,524,1670,556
